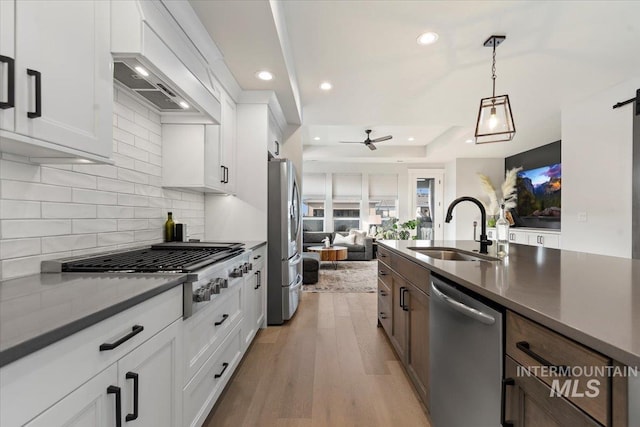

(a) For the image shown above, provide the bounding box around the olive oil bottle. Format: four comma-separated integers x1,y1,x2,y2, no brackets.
165,212,175,242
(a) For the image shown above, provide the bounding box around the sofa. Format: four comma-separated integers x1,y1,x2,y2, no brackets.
302,231,374,261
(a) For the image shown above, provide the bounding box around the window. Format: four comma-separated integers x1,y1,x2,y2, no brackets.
333,202,360,232
303,201,324,231
370,200,398,229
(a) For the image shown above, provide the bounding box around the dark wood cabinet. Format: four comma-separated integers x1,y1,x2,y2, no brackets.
389,272,407,361
504,356,601,427
405,281,430,405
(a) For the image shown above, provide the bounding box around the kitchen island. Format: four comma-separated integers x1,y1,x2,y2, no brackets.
378,240,639,426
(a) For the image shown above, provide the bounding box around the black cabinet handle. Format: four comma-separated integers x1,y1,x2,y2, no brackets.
224,166,229,183
378,270,387,276
26,69,41,118
100,325,144,351
379,312,387,319
125,372,139,422
401,288,409,311
253,254,261,260
501,377,515,427
274,140,280,155
107,385,122,427
254,271,260,289
214,314,229,326
220,165,225,183
379,290,387,296
214,362,229,379
516,341,568,371
0,55,15,109
399,286,407,310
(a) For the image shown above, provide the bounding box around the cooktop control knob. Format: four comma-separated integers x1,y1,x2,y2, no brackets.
193,287,211,302
242,263,249,273
230,268,243,278
211,283,221,294
218,278,228,288
248,262,253,271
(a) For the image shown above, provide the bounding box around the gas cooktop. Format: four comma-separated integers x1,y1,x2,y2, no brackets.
61,242,244,273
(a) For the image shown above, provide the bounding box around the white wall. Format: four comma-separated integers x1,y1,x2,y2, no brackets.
0,88,205,280
443,160,457,240
205,103,269,241
561,77,640,258
448,158,505,241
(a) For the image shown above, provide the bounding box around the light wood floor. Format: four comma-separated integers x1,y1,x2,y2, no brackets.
203,292,431,427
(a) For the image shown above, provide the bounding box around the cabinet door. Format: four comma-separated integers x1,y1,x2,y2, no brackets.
390,273,408,361
504,357,600,427
243,269,258,350
204,124,223,190
529,233,560,249
14,0,112,158
25,364,118,427
0,0,15,131
220,94,236,193
406,283,430,407
509,230,528,245
255,264,266,330
117,320,183,427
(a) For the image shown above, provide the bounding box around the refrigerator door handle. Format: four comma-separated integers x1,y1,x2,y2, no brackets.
292,274,303,288
289,253,302,265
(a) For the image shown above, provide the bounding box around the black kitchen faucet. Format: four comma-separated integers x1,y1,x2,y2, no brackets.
445,196,493,254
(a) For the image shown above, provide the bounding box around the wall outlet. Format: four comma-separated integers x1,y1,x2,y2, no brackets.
578,212,588,222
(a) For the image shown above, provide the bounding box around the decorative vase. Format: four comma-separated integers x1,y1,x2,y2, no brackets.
487,215,497,228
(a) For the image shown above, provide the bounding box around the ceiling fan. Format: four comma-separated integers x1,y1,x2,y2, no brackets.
339,129,392,151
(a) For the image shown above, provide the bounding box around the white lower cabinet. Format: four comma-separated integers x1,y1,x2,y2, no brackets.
489,228,561,249
25,320,182,427
527,232,560,248
25,365,118,427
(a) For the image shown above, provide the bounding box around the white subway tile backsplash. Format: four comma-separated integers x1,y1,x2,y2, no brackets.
0,91,205,279
118,193,149,207
97,205,135,218
2,180,72,202
1,220,72,238
117,168,149,184
42,203,97,219
0,200,41,219
0,238,41,259
118,219,149,231
41,168,97,189
42,234,97,254
0,159,41,182
97,231,134,247
72,188,118,205
72,219,118,234
97,177,135,194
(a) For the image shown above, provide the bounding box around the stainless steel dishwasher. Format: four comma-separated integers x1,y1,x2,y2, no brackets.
430,275,504,427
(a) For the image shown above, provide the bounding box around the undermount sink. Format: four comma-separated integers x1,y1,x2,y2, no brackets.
407,247,500,262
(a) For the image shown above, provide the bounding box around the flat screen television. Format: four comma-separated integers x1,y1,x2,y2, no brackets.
515,163,561,223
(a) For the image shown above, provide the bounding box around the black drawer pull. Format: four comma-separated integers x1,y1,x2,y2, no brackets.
516,341,568,371
379,312,387,319
401,288,409,311
100,325,144,351
253,254,261,260
220,165,226,183
125,372,139,422
214,362,229,379
107,385,122,427
214,314,229,326
378,270,387,276
379,253,387,258
379,290,387,296
0,55,15,109
501,377,515,427
27,69,41,118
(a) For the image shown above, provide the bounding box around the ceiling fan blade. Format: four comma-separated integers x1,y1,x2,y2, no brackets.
370,135,392,143
339,141,364,144
367,143,377,151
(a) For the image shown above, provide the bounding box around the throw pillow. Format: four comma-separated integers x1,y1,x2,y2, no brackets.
349,229,367,246
333,233,355,245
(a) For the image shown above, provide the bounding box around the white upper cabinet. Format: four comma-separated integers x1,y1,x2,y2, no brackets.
0,0,113,163
220,92,237,194
268,110,283,157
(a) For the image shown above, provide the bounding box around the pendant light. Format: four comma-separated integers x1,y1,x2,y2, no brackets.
474,35,515,144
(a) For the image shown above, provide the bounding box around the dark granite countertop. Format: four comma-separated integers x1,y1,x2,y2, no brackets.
378,240,640,367
0,273,187,367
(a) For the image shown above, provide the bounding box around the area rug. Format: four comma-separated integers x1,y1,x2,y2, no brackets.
303,260,377,293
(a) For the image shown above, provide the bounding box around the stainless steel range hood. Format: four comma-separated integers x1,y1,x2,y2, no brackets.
111,0,221,123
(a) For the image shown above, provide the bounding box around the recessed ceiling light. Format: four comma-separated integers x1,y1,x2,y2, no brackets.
408,137,415,141
134,66,149,77
313,136,321,141
256,70,274,81
465,139,474,144
179,101,190,109
319,81,332,91
417,32,439,46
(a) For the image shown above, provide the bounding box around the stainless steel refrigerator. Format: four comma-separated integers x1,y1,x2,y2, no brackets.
267,158,302,324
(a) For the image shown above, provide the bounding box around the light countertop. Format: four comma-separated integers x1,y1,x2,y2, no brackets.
378,240,640,367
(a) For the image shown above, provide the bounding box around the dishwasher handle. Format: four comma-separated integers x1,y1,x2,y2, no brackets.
431,281,496,325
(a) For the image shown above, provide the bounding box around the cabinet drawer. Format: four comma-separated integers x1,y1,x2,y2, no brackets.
529,233,560,248
183,323,243,427
377,246,392,266
251,244,267,270
0,286,182,427
378,297,392,335
391,253,430,295
183,279,243,384
508,230,528,244
378,277,392,310
505,356,601,427
378,260,392,286
506,311,610,425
